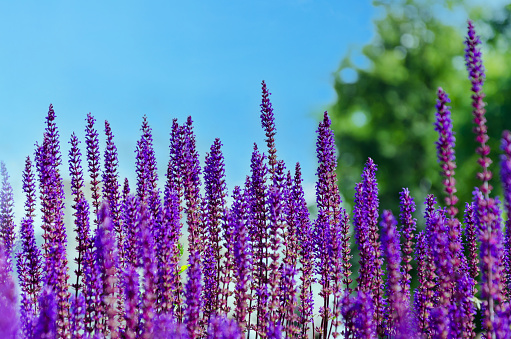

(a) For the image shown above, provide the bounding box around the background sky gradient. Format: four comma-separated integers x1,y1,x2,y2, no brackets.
0,0,377,224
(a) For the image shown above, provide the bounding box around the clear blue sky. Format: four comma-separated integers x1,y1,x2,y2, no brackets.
0,1,377,223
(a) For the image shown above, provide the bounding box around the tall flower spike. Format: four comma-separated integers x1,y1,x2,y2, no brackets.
157,188,182,316
166,119,185,206
501,130,511,298
35,105,70,337
103,120,122,244
353,158,385,336
502,130,511,221
137,204,157,338
246,144,269,335
81,236,102,335
85,112,101,227
185,249,203,339
267,161,286,318
69,133,92,298
122,194,140,269
413,231,430,336
279,167,305,337
135,115,159,203
314,111,345,338
231,185,252,333
328,208,349,339
463,202,479,281
465,20,493,196
450,259,476,339
182,117,203,256
0,162,15,271
398,188,416,303
203,138,228,317
16,156,43,328
293,163,315,337
260,80,277,177
474,190,506,338
434,88,458,218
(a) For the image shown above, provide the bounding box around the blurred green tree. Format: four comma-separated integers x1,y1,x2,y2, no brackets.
329,0,511,221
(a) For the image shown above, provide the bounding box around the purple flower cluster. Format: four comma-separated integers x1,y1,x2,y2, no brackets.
1,19,511,339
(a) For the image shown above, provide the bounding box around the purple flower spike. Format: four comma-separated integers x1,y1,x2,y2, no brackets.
35,105,70,337
414,231,431,333
474,190,506,337
203,244,218,323
451,259,477,339
203,138,228,316
185,249,203,339
434,87,459,218
85,112,101,226
293,163,315,336
137,204,157,338
380,210,408,337
398,188,416,303
102,120,122,248
69,133,92,298
135,116,159,204
159,187,183,319
463,202,479,281
353,158,385,335
260,80,277,176
0,245,18,338
182,117,203,255
122,194,140,269
166,119,185,203
207,315,242,339
465,20,493,196
0,162,15,271
247,144,269,334
501,130,511,219
501,130,511,298
82,239,102,335
267,161,287,324
231,185,252,332
16,156,43,325
314,111,346,337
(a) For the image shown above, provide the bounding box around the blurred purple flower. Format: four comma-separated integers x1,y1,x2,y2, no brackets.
0,162,15,272
207,315,242,339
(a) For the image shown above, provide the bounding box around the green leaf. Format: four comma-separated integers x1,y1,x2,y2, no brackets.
179,265,189,275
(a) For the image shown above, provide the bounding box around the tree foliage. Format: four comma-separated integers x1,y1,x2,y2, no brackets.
330,0,511,217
